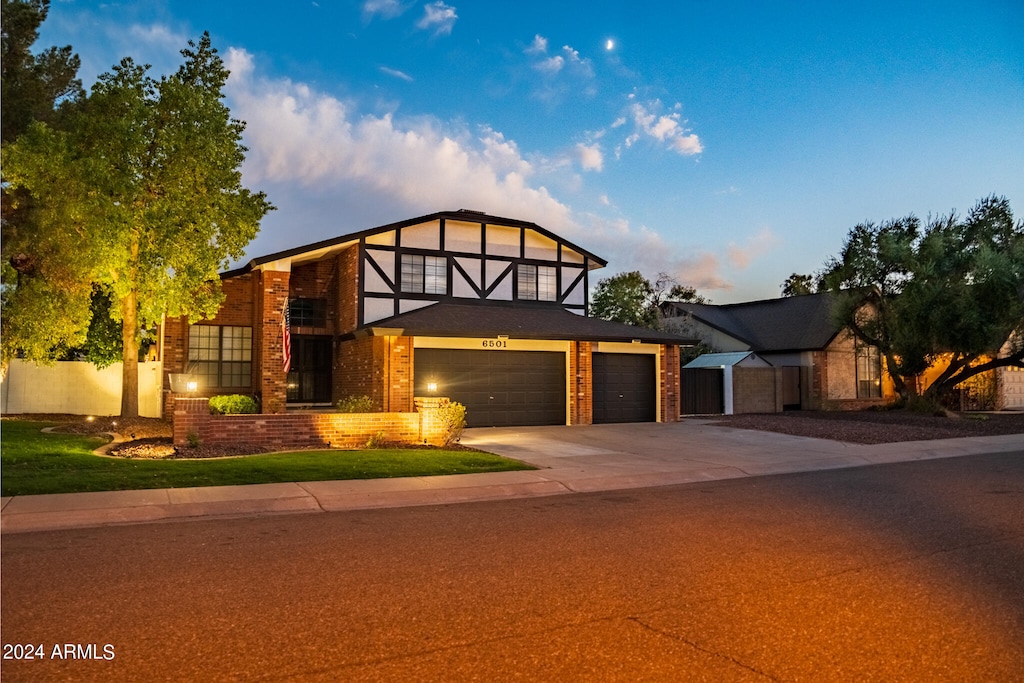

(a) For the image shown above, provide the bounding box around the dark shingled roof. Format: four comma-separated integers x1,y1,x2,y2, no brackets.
351,302,696,345
665,292,842,352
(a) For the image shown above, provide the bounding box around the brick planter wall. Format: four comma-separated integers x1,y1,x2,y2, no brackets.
173,397,448,451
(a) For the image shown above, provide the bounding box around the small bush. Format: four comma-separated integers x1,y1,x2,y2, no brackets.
365,431,388,449
209,394,259,415
186,430,201,448
337,395,376,413
436,400,467,446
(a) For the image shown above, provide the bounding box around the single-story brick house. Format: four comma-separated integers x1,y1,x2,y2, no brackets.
160,210,693,427
663,293,886,411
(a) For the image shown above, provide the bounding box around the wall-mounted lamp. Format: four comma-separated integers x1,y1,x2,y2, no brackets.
427,381,438,393
186,380,198,393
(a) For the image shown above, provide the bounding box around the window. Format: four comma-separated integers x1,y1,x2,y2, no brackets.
518,264,557,302
188,325,252,389
856,343,881,399
289,298,326,328
401,254,446,294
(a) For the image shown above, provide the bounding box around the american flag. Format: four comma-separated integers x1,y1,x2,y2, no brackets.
282,298,291,373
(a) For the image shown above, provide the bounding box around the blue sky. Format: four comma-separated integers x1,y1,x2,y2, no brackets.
39,0,1024,302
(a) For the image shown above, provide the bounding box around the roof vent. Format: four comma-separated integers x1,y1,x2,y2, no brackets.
456,208,486,215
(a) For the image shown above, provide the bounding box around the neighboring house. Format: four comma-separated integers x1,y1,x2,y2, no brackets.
664,293,885,411
160,210,691,427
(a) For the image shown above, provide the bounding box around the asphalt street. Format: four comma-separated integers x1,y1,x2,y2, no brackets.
2,452,1022,682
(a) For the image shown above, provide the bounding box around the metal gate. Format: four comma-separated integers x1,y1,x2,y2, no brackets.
681,368,724,415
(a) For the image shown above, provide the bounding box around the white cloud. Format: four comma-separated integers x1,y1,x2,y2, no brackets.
223,48,733,291
576,143,603,172
626,100,703,156
363,0,407,19
417,1,458,36
525,34,548,55
379,66,413,82
535,55,564,75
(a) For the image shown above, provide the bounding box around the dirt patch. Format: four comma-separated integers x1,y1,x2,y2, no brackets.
706,410,1024,444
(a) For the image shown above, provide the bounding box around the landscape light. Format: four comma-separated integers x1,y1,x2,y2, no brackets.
427,382,438,393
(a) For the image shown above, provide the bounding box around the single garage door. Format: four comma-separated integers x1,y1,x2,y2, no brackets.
414,348,566,428
592,353,656,423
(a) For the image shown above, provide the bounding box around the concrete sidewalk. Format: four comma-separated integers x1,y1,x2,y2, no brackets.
3,421,1021,534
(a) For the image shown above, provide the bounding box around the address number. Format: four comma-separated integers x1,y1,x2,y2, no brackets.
481,340,508,348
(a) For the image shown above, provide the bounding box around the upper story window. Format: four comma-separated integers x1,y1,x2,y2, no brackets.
188,325,252,389
288,298,327,328
518,264,557,302
856,343,882,399
401,254,447,294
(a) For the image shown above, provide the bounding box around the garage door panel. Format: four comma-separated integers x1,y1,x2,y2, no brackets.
593,353,656,424
415,349,565,428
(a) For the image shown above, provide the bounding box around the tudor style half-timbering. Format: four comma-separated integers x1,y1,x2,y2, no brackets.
161,210,691,426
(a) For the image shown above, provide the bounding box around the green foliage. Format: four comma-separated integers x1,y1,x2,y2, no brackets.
590,271,706,329
1,0,84,143
780,273,816,297
208,394,259,415
336,395,377,413
436,400,467,446
365,431,388,449
820,195,1024,402
1,32,274,415
186,430,201,448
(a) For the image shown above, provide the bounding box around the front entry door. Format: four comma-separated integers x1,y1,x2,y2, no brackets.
287,336,332,404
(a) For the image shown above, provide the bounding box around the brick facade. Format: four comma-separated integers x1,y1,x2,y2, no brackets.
173,397,447,449
334,335,414,413
659,343,680,423
569,341,594,425
258,270,291,413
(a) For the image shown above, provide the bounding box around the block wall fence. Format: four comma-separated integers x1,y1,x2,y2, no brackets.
173,396,450,450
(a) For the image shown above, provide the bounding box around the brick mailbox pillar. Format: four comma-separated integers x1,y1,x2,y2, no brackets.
173,397,211,446
414,396,450,446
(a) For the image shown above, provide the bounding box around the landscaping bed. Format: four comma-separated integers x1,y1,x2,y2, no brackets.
707,410,1024,444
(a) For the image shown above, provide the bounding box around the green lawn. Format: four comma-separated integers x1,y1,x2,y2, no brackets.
0,421,533,497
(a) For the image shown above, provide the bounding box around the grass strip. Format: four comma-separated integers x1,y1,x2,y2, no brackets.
1,421,532,497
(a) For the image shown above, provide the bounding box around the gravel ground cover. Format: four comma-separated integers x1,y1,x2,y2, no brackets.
708,410,1024,444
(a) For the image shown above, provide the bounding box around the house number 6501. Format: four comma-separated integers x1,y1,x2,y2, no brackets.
482,340,508,348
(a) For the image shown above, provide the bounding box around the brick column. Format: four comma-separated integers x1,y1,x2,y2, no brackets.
415,396,449,446
259,269,291,414
569,341,593,425
173,397,210,446
660,344,681,422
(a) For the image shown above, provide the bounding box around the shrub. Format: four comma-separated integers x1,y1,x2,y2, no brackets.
436,400,467,446
365,431,387,448
208,394,259,415
336,395,376,413
186,430,201,448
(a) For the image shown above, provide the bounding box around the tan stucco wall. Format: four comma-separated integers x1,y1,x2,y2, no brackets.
2,360,164,417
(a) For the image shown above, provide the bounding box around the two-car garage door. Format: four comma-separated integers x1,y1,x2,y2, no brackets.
414,349,566,428
414,348,657,428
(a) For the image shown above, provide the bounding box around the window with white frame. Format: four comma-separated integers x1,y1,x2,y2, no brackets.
188,325,252,389
401,254,447,294
517,264,557,302
856,343,882,398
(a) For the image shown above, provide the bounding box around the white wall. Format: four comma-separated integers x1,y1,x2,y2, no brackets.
1,360,164,418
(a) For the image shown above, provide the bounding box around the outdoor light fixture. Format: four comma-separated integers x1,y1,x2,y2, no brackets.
427,381,438,393
186,380,198,393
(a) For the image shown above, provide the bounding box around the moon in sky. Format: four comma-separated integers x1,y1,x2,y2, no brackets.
605,39,614,51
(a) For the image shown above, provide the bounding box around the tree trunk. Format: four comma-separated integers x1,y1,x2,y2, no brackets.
120,290,139,418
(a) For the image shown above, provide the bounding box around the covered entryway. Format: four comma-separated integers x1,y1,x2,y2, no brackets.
287,336,332,404
592,353,656,423
414,348,566,428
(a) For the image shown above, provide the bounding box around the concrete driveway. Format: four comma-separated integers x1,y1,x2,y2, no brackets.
460,419,1024,492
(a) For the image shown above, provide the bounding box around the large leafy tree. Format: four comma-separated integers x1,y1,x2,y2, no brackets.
780,272,816,297
590,271,706,329
820,196,1024,402
2,33,274,416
